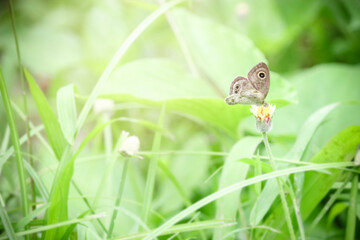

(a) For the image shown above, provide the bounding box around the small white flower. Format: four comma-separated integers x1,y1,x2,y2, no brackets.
236,2,249,19
118,131,142,159
93,99,115,114
250,103,276,132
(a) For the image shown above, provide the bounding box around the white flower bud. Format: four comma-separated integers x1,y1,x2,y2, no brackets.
93,99,115,114
118,131,142,159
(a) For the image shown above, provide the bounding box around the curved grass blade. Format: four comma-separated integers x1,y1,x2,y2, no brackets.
143,162,354,240
57,84,77,144
0,213,106,240
24,68,67,160
0,67,29,219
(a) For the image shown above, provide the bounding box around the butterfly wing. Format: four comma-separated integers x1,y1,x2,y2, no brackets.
247,62,270,100
225,76,264,105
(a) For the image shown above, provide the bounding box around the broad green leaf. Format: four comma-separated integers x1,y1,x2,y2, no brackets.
103,58,217,99
103,59,295,136
286,103,341,161
172,8,266,94
214,137,262,239
20,25,81,76
259,126,360,239
274,64,360,155
57,84,77,144
24,68,67,160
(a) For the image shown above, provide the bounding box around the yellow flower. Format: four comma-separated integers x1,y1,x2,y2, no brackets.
250,103,276,132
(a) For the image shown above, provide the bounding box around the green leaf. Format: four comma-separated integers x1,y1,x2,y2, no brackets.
24,68,67,160
274,64,360,157
103,59,295,137
260,126,360,239
57,84,77,144
286,103,341,161
301,129,360,219
214,137,262,239
172,8,266,94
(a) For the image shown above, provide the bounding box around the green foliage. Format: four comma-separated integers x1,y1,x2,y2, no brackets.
1,0,360,239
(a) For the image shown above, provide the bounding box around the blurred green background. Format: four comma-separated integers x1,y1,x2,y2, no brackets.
1,0,360,239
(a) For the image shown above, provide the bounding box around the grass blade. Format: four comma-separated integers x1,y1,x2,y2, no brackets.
15,204,50,231
57,84,77,144
143,162,354,240
23,159,50,202
107,158,130,237
0,194,16,240
0,67,29,219
0,213,106,240
119,219,236,240
75,0,184,137
24,68,67,159
141,102,167,225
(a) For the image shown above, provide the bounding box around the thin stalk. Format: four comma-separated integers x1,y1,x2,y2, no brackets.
141,102,166,225
0,67,29,218
75,0,184,138
286,181,305,240
345,173,358,240
107,157,130,238
262,132,295,240
7,0,34,216
309,173,353,232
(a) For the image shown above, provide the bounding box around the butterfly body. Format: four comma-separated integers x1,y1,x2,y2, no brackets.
225,62,270,105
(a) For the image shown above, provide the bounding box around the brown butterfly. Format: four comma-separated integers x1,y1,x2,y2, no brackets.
225,62,270,105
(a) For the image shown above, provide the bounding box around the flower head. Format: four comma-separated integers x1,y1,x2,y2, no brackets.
118,131,142,159
250,103,276,132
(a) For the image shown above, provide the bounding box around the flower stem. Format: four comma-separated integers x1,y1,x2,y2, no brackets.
262,132,296,240
107,157,130,238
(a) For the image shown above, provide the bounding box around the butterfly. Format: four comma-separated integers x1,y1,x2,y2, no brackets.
225,62,270,105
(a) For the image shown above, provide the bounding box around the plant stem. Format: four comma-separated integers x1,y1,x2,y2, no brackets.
7,0,34,217
0,68,29,218
345,173,358,240
262,132,296,240
141,102,166,225
107,157,130,238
